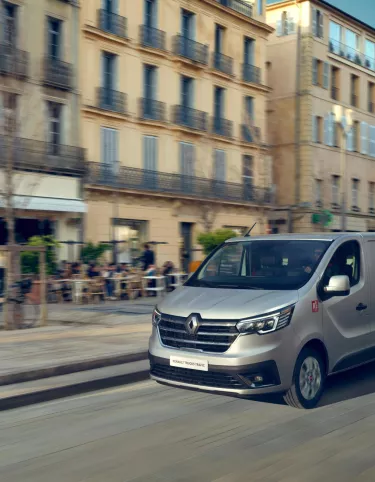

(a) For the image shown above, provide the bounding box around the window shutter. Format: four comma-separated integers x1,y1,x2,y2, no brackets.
100,51,105,88
312,116,317,143
287,15,296,35
318,11,324,38
361,122,368,154
112,0,118,14
312,7,317,36
112,129,118,173
312,58,318,85
347,127,353,151
100,127,106,163
324,114,329,145
370,126,375,157
214,149,226,181
276,18,282,36
328,114,334,146
323,62,329,89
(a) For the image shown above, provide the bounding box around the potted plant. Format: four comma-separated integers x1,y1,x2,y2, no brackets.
355,54,362,65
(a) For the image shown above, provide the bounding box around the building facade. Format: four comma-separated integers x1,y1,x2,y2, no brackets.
0,0,85,260
267,0,375,233
81,0,273,268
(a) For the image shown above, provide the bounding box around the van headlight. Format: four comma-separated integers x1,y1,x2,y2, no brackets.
152,308,162,327
236,305,295,335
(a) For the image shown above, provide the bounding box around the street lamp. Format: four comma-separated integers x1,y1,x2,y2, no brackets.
332,105,353,232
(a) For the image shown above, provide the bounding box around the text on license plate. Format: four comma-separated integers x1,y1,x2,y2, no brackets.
170,356,208,371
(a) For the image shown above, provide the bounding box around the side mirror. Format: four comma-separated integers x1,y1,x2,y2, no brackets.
324,275,350,296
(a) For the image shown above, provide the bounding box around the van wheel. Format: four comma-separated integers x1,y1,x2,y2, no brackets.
283,348,325,409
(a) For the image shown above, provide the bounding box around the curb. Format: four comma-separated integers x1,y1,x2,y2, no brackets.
0,367,150,411
0,351,149,386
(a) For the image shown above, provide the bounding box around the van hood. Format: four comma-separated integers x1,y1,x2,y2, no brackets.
158,286,299,320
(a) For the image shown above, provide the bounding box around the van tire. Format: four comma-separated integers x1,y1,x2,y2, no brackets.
283,348,325,409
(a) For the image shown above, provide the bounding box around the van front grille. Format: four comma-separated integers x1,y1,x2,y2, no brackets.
150,364,246,389
158,313,239,353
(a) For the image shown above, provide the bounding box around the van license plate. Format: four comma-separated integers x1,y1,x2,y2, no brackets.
170,356,208,371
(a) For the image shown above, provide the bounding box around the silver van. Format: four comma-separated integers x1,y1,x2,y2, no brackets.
149,233,374,409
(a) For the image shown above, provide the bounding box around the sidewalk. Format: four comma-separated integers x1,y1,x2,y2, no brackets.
0,300,154,385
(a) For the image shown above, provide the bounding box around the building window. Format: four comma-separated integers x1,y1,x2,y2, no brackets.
276,11,296,36
48,102,62,155
244,37,255,65
180,142,195,192
143,135,158,171
368,82,374,113
352,179,359,209
345,29,360,62
243,154,253,200
312,116,322,143
48,18,62,60
365,40,375,70
4,2,17,47
214,24,225,54
181,9,195,40
2,92,17,134
369,182,375,212
312,59,328,88
144,64,157,100
312,8,324,39
214,85,225,120
351,74,359,107
258,0,263,15
101,51,116,90
100,127,118,174
181,75,194,108
213,149,226,182
332,175,340,206
315,179,323,207
329,21,341,54
331,66,339,100
324,113,335,146
144,0,157,28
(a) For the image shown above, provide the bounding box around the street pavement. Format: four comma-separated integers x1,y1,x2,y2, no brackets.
3,361,375,481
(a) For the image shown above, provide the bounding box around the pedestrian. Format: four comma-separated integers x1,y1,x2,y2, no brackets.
141,243,155,272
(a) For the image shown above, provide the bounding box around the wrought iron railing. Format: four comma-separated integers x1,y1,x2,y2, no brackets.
172,105,208,131
215,0,253,18
241,124,261,143
87,163,273,205
98,9,127,38
331,86,339,101
329,38,375,71
212,52,234,76
172,35,209,65
97,87,127,114
211,117,233,138
242,63,261,84
139,98,166,122
0,135,85,177
43,57,72,90
0,44,28,78
139,25,166,51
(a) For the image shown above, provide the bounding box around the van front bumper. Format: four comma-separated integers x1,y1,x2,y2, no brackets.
149,353,283,396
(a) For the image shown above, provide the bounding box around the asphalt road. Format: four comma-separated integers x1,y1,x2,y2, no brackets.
3,363,375,482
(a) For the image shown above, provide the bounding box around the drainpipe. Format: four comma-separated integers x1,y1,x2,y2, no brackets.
294,0,302,213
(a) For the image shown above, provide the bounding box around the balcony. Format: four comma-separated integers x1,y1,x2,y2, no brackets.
241,124,260,143
139,98,166,122
351,93,358,108
211,117,233,138
43,57,72,90
215,0,253,19
328,39,375,71
0,44,28,79
139,25,166,51
172,36,209,65
212,52,234,76
0,135,85,177
331,86,339,101
172,105,208,132
242,64,261,84
97,87,127,115
87,163,273,205
97,9,127,39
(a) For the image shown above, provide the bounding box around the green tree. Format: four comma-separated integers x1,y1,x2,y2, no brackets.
197,229,237,256
81,242,111,264
21,235,60,275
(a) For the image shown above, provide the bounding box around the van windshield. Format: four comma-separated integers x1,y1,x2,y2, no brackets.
186,240,331,291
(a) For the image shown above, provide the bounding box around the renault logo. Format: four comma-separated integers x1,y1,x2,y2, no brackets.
186,315,199,335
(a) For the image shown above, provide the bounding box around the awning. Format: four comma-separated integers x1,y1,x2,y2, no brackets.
0,196,87,213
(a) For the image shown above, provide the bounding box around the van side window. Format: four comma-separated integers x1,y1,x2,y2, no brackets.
322,241,361,288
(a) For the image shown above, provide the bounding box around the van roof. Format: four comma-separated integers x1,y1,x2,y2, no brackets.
225,233,375,243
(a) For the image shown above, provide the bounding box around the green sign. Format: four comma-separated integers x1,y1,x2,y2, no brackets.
311,210,333,227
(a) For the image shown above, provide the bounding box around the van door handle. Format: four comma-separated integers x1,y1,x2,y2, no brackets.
356,303,367,311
